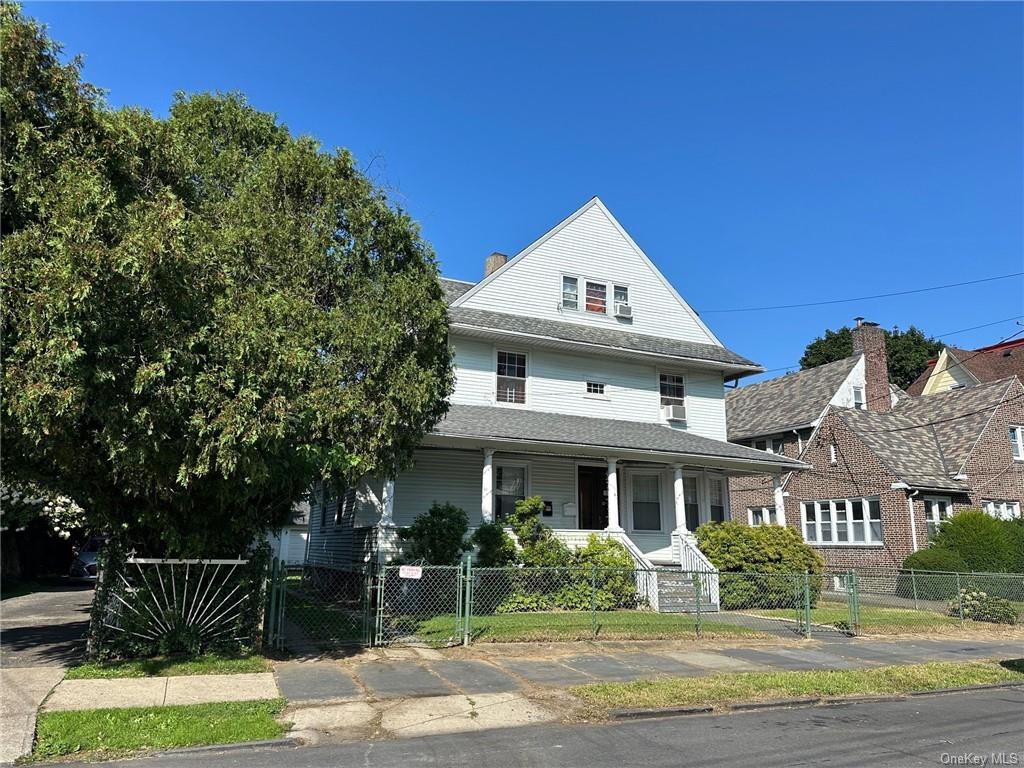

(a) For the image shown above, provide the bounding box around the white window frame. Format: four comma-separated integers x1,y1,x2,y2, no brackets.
829,444,838,465
584,380,609,400
852,385,866,410
561,274,580,312
1010,426,1024,461
982,500,1022,520
658,371,686,407
493,461,529,523
923,496,952,539
801,497,883,546
626,470,664,533
584,280,608,314
748,506,778,526
494,348,528,407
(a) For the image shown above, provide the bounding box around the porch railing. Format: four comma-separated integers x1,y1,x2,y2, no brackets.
673,531,720,609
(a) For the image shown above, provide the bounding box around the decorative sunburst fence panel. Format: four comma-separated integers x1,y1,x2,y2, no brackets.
88,551,269,660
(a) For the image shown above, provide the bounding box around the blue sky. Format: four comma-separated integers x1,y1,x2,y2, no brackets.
28,2,1023,381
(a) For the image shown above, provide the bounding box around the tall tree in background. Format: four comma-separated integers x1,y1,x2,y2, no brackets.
799,325,943,390
1,6,453,555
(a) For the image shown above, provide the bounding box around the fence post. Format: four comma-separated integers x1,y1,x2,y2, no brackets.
694,571,702,639
276,562,287,652
590,565,598,638
848,570,860,636
262,557,277,650
911,569,919,610
956,572,965,626
802,570,812,639
463,555,473,647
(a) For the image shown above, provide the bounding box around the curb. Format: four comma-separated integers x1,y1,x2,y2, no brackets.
161,737,301,756
608,681,1024,721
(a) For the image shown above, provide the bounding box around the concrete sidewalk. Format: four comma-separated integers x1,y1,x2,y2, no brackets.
43,673,279,712
0,667,66,764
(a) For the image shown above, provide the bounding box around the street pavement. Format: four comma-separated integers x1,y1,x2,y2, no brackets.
54,687,1024,768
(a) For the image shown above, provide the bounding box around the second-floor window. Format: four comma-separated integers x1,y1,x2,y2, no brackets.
496,351,526,404
1010,426,1024,460
659,374,685,406
585,281,607,313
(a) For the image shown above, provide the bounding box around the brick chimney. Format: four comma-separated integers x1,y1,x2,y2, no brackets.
852,317,891,412
483,252,508,277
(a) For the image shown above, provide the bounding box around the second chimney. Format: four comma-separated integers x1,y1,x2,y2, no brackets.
852,318,891,412
484,252,509,278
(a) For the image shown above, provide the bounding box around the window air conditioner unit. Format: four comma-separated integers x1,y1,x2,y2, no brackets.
613,302,633,318
662,404,687,422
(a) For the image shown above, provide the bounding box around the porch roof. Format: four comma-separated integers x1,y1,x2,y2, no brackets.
426,404,808,473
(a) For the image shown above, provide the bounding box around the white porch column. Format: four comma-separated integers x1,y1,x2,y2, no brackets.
673,465,688,534
481,448,495,524
605,458,623,531
772,474,786,526
380,478,396,527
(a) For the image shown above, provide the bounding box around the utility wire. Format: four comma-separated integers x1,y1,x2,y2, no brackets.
699,272,1023,314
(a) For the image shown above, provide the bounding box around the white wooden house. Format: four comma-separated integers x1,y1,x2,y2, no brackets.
305,198,804,583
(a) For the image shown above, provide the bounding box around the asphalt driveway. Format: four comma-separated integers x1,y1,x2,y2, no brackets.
0,582,94,668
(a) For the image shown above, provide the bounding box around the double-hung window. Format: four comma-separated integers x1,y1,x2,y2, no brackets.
982,500,1021,520
613,285,629,306
659,374,685,406
802,498,882,545
1010,426,1024,460
562,276,579,310
585,281,607,313
923,497,951,539
709,478,727,523
494,465,526,522
631,474,661,531
496,351,527,404
748,506,778,526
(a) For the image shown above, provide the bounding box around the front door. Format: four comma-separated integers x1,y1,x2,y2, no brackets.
578,465,608,529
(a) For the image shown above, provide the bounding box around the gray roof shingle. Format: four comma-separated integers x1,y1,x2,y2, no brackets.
837,377,1017,490
448,306,761,370
441,278,475,303
726,356,861,441
430,404,806,468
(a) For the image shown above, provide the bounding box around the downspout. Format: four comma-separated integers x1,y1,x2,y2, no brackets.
907,489,920,552
791,429,803,455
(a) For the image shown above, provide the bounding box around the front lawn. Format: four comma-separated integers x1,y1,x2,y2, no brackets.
65,654,269,679
32,699,288,761
745,600,992,634
413,610,764,644
572,659,1024,711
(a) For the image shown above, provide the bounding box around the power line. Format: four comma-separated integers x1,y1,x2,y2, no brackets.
700,272,1023,314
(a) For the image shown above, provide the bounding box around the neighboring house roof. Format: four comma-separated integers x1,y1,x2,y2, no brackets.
725,356,861,441
448,306,761,372
834,377,1018,491
441,278,475,304
906,338,1024,396
428,404,807,470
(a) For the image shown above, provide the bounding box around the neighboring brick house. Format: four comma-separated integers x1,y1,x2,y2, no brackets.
728,322,1024,570
906,337,1024,396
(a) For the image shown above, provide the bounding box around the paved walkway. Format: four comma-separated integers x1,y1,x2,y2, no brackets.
43,673,280,712
276,637,1024,703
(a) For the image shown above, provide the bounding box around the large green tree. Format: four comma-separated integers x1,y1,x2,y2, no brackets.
1,7,453,555
799,325,942,390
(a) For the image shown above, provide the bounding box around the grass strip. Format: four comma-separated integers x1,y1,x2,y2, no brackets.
32,698,288,760
65,654,269,679
571,660,1024,711
746,601,1019,634
415,611,763,644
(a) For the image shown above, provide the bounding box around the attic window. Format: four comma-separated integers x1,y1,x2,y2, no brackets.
1010,426,1024,461
562,276,578,311
585,282,607,313
829,444,838,465
853,386,866,410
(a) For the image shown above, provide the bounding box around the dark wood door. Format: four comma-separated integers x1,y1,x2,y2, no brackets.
578,465,608,530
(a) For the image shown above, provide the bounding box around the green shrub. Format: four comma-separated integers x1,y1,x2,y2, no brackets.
397,502,469,565
1003,518,1024,573
697,523,823,610
901,546,969,573
470,523,517,567
949,589,1019,625
931,510,1016,573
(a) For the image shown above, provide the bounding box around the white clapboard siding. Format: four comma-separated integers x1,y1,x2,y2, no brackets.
457,200,718,345
391,449,484,526
681,371,728,441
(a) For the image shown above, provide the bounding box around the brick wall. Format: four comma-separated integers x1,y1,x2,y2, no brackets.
728,430,810,523
962,379,1024,510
